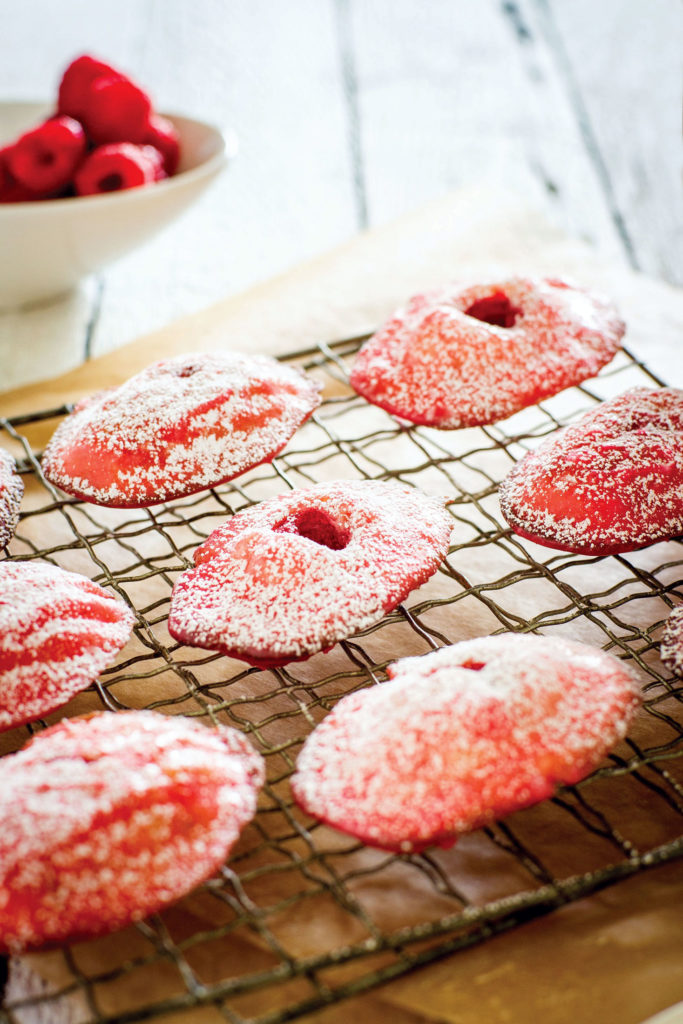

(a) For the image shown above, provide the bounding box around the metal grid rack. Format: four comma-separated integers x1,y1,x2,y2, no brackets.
1,337,682,1024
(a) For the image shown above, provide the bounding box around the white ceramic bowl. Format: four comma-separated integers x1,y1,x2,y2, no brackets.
0,101,233,309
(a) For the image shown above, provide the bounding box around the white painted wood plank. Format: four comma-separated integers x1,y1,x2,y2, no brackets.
346,0,630,267
0,0,153,98
541,0,682,285
89,0,359,358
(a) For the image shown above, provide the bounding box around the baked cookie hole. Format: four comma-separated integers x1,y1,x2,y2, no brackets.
464,291,521,328
274,508,351,550
171,362,202,378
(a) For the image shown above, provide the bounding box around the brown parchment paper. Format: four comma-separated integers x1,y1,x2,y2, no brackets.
1,188,683,1024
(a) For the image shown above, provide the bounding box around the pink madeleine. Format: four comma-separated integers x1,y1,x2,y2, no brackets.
168,479,452,667
661,606,683,678
499,387,683,555
350,277,624,428
42,352,322,507
292,634,640,852
0,447,23,549
0,710,264,952
0,561,134,732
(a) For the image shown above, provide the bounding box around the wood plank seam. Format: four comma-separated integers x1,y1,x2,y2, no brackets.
334,0,369,230
530,0,642,272
83,277,106,362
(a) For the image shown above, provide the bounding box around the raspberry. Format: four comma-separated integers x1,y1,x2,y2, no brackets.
74,142,160,196
0,146,13,188
81,74,153,145
57,54,121,121
6,116,86,196
0,146,34,202
140,144,167,181
144,113,180,175
2,55,180,202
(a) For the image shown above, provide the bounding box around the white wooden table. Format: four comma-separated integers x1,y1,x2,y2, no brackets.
0,0,680,392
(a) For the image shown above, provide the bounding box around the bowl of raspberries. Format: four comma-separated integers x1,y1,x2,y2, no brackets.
0,55,231,309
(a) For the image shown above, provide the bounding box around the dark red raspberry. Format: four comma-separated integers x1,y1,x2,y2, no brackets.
57,55,121,121
6,117,86,195
144,114,180,175
81,75,153,145
0,146,35,202
74,143,160,196
0,146,15,190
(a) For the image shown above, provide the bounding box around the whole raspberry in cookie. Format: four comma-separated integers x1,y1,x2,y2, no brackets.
0,710,264,952
0,561,134,733
350,277,624,428
0,448,23,549
291,634,640,852
168,479,452,667
499,387,683,555
661,606,683,678
42,352,322,508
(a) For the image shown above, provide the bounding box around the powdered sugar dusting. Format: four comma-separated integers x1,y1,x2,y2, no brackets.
350,277,624,428
0,448,23,549
0,560,135,731
291,634,641,852
42,352,322,507
661,606,683,678
168,479,453,666
0,710,264,952
499,387,683,555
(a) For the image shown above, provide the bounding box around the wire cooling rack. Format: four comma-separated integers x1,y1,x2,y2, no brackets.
1,337,682,1024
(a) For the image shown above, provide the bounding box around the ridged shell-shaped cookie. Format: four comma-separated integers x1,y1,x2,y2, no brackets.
499,387,683,555
292,634,640,852
0,710,264,952
661,606,683,678
0,560,134,732
0,448,23,549
42,352,322,507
